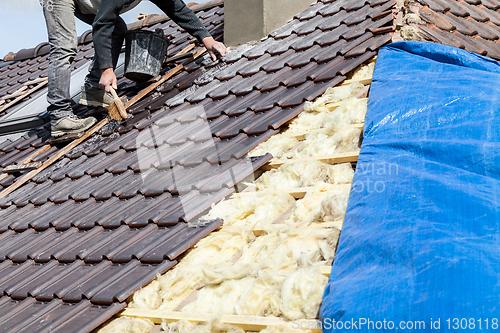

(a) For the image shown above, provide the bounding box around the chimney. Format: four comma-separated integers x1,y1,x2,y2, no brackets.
224,0,316,47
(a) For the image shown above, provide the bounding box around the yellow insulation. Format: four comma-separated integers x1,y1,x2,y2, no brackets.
349,62,375,80
97,317,154,333
248,134,299,159
296,127,361,157
256,160,354,190
288,183,350,223
203,192,295,227
162,319,244,333
236,228,339,269
280,255,329,320
304,82,364,113
179,229,255,266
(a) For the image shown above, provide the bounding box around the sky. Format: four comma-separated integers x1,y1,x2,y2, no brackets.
0,0,210,59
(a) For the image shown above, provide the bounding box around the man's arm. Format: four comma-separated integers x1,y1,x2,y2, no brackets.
93,0,131,92
92,0,130,71
151,0,226,61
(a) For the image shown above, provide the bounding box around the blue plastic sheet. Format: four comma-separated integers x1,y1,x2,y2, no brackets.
320,41,500,332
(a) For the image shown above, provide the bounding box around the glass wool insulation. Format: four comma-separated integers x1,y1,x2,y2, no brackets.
97,317,154,333
202,192,295,227
256,160,354,190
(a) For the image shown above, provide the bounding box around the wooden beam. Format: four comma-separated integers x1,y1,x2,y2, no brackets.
0,144,51,182
224,220,344,236
340,76,372,86
23,77,48,86
119,308,321,332
0,86,27,101
231,183,351,200
0,119,108,200
261,150,360,171
320,266,332,277
0,78,48,113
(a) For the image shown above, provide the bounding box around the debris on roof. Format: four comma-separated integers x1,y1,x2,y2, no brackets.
396,0,500,59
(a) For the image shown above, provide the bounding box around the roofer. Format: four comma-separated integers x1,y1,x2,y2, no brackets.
42,0,226,137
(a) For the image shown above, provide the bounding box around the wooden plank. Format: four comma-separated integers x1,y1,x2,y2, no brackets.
125,45,201,109
340,76,372,86
224,220,343,236
261,150,360,171
119,308,321,332
23,77,48,86
3,162,43,173
283,123,364,141
0,144,51,182
320,266,332,277
0,119,108,200
0,79,48,113
231,183,351,200
0,86,27,101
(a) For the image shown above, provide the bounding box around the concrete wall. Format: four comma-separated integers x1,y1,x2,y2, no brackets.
224,0,316,47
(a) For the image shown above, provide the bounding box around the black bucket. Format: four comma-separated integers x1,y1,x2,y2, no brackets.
124,29,170,82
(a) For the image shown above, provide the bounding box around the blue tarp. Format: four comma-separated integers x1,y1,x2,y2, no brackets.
320,41,500,332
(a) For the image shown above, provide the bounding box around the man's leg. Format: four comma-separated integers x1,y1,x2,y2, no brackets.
43,0,96,137
79,14,128,107
43,0,78,121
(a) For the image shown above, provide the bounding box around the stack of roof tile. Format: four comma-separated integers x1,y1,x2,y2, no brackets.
0,0,394,331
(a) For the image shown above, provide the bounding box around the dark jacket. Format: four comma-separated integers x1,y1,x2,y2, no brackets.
92,0,211,69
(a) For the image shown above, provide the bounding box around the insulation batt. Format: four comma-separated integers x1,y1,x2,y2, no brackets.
236,228,340,270
248,134,299,159
179,229,255,266
349,61,375,80
97,316,154,333
326,97,368,126
130,268,205,311
297,127,361,157
303,82,364,113
162,319,244,333
280,255,329,320
203,192,295,227
288,182,350,223
182,276,256,315
256,160,354,190
290,97,367,134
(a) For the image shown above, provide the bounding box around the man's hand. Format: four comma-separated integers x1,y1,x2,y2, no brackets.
100,68,117,93
202,36,226,61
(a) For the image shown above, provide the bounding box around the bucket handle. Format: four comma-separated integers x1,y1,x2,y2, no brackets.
154,29,170,64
